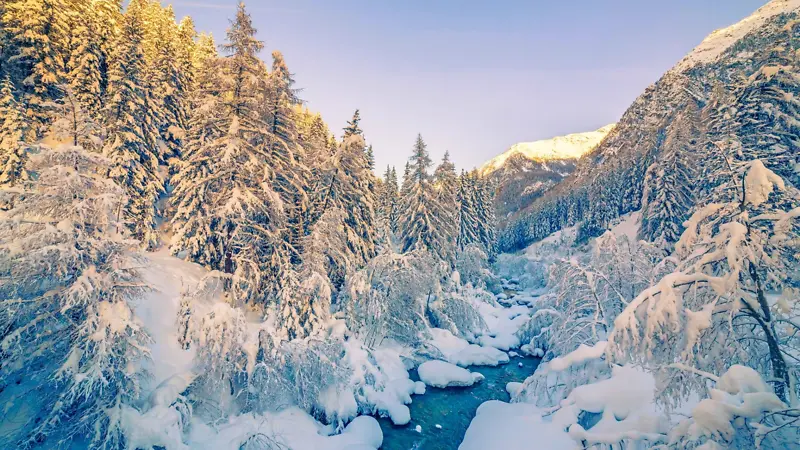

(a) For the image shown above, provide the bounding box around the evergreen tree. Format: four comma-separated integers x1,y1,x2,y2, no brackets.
0,76,28,187
67,2,104,117
171,2,288,306
457,170,479,249
104,1,162,248
639,101,700,248
376,164,399,249
315,135,378,287
433,151,458,263
2,0,70,135
343,108,363,139
399,134,450,260
472,172,497,259
92,0,122,101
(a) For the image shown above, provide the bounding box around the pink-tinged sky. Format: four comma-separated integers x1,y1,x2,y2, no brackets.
169,0,766,173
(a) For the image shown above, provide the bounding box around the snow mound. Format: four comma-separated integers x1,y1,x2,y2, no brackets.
187,408,383,450
459,401,574,450
417,360,482,388
429,328,509,367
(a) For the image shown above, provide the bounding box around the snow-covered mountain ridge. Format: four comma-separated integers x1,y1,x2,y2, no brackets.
480,124,615,175
674,0,800,71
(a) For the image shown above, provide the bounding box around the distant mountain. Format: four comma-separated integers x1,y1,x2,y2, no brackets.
498,0,800,252
480,125,615,176
481,125,614,218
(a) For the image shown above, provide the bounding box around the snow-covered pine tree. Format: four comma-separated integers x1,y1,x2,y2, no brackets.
433,151,458,263
639,100,700,249
2,0,70,136
104,1,163,248
92,0,123,101
0,76,28,188
264,50,309,262
0,145,150,449
343,108,363,139
314,135,378,287
66,0,104,117
172,2,288,306
366,144,375,171
376,164,400,247
280,207,349,340
457,170,480,249
472,172,497,259
399,134,450,260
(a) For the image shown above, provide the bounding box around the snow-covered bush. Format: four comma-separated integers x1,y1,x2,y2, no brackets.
0,145,151,449
515,342,611,409
339,250,446,348
666,365,798,449
455,243,500,291
493,253,548,290
518,232,670,360
429,291,488,341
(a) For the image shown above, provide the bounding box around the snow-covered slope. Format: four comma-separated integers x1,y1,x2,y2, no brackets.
480,124,615,176
674,0,800,72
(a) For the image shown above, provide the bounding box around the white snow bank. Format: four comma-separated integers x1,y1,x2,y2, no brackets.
343,340,425,425
418,360,483,388
188,408,382,450
429,328,509,367
459,401,574,450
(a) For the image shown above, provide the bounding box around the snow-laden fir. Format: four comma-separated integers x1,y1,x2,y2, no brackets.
1,0,800,449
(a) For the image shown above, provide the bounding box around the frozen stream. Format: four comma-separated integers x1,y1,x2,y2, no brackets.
376,354,541,450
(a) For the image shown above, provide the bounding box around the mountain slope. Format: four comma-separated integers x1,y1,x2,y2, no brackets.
499,0,800,252
482,125,614,218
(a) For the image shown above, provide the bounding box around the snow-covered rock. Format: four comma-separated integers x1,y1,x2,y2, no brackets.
417,361,482,388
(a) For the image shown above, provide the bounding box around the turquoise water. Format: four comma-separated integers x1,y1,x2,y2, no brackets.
377,355,541,450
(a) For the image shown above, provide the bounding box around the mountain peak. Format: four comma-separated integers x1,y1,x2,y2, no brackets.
480,124,615,175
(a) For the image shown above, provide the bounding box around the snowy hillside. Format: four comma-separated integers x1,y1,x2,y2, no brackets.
674,0,800,71
500,0,800,252
479,124,615,175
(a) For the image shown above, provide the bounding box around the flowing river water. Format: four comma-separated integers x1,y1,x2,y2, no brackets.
376,354,541,450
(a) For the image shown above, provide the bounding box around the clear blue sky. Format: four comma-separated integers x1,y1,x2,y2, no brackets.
170,0,767,173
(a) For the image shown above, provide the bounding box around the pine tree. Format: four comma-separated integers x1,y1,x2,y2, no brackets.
67,2,104,117
376,164,399,249
343,109,363,139
92,0,122,101
2,0,71,135
172,3,288,306
388,166,400,231
639,101,700,249
104,1,162,248
0,76,28,187
399,134,450,260
314,135,378,287
472,172,497,259
433,151,458,263
457,171,479,249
